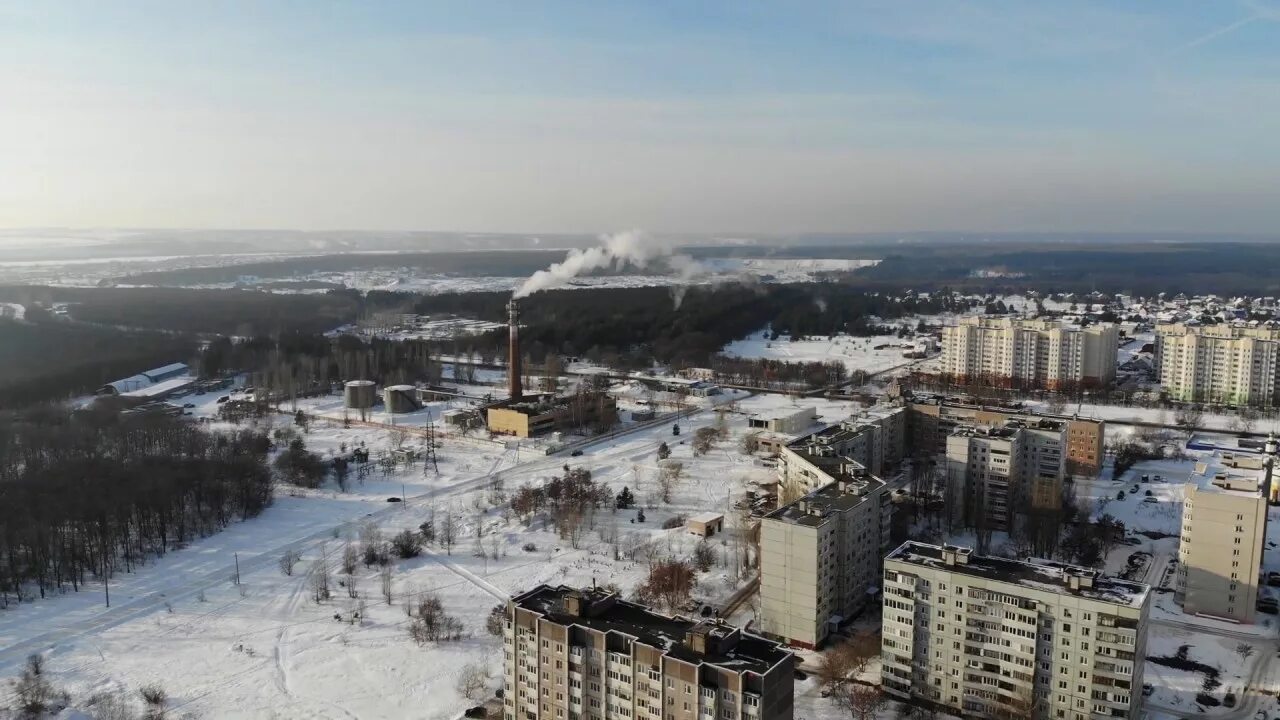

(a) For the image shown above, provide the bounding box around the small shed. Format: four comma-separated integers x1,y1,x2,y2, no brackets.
687,512,725,538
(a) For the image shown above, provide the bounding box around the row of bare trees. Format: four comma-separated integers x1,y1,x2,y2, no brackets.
0,409,273,607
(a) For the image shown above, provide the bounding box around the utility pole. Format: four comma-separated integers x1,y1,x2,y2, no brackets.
234,553,241,586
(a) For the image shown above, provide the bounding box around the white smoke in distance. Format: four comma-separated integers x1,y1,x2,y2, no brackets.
513,230,706,301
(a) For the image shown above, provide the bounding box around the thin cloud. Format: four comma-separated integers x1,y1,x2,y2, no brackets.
1177,14,1257,51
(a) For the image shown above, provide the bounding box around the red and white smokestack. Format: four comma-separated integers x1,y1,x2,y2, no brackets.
508,298,522,402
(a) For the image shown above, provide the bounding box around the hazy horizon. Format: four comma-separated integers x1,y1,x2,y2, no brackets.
3,2,1279,234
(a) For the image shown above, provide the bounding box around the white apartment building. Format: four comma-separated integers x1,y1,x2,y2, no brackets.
1177,450,1274,623
945,420,1067,532
882,542,1150,720
941,317,1118,391
505,585,795,720
759,473,890,649
1155,323,1280,406
777,407,905,499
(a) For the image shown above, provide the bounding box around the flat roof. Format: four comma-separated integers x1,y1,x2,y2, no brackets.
764,478,883,527
688,512,724,524
1188,451,1269,498
885,541,1149,609
513,585,790,676
748,407,816,422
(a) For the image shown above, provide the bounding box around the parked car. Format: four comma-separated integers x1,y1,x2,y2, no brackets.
1142,684,1153,697
1142,497,1158,504
183,403,196,409
216,395,230,404
1256,597,1278,614
570,449,584,457
386,497,402,503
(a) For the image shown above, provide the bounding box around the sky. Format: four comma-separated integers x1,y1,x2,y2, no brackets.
1,1,1279,235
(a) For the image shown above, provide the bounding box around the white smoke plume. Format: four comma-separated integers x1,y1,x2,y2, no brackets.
513,230,705,300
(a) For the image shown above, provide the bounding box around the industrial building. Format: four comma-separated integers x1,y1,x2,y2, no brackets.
487,391,618,438
759,473,890,648
1177,449,1274,623
941,317,1118,391
881,542,1150,720
504,585,795,720
1155,323,1280,406
98,362,192,397
486,297,618,437
907,395,1105,479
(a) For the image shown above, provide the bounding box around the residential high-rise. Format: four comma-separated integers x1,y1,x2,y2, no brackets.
881,542,1150,720
504,585,794,720
777,406,905,498
1177,451,1274,623
759,474,890,648
1155,323,1280,406
940,317,1118,391
944,419,1066,531
907,396,1104,479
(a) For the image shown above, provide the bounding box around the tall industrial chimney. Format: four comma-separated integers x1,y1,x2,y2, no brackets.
508,298,522,402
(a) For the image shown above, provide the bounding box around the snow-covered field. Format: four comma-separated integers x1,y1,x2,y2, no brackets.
721,329,922,377
0,392,865,719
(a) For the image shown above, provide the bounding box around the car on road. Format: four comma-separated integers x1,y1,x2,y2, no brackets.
570,449,584,456
1142,684,1153,697
386,497,402,503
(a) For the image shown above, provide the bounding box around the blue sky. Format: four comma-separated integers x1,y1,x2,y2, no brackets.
1,1,1278,234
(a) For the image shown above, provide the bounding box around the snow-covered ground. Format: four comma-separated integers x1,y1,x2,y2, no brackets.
1,392,871,719
721,329,923,377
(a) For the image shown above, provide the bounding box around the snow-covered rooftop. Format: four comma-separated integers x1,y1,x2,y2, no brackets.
886,541,1150,609
1187,451,1270,498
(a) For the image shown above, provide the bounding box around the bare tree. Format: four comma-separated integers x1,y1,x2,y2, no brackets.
657,461,684,504
310,557,331,603
457,663,490,701
439,508,457,555
1175,405,1204,436
637,558,696,612
380,563,394,605
279,548,302,576
341,542,358,575
817,633,879,693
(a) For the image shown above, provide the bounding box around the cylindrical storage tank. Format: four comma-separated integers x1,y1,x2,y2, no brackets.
344,380,377,409
383,384,421,414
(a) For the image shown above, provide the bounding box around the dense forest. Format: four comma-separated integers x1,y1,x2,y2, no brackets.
853,241,1280,296
0,283,967,407
0,409,273,605
0,318,196,408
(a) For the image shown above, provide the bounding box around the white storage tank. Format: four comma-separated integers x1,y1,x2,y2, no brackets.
344,380,377,409
383,384,421,414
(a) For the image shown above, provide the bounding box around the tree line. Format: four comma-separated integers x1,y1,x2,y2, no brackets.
0,408,273,606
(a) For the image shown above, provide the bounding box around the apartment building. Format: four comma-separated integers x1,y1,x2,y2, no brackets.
941,317,1118,391
881,542,1150,720
505,585,794,720
907,396,1105,479
777,406,905,498
759,474,891,648
1155,323,1280,406
1177,451,1274,623
945,419,1066,530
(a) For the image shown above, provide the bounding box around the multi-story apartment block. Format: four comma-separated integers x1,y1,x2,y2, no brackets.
505,585,794,720
941,317,1118,391
945,419,1066,530
1155,323,1280,406
1177,450,1274,623
907,395,1104,479
881,542,1150,720
777,407,905,499
760,474,891,649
